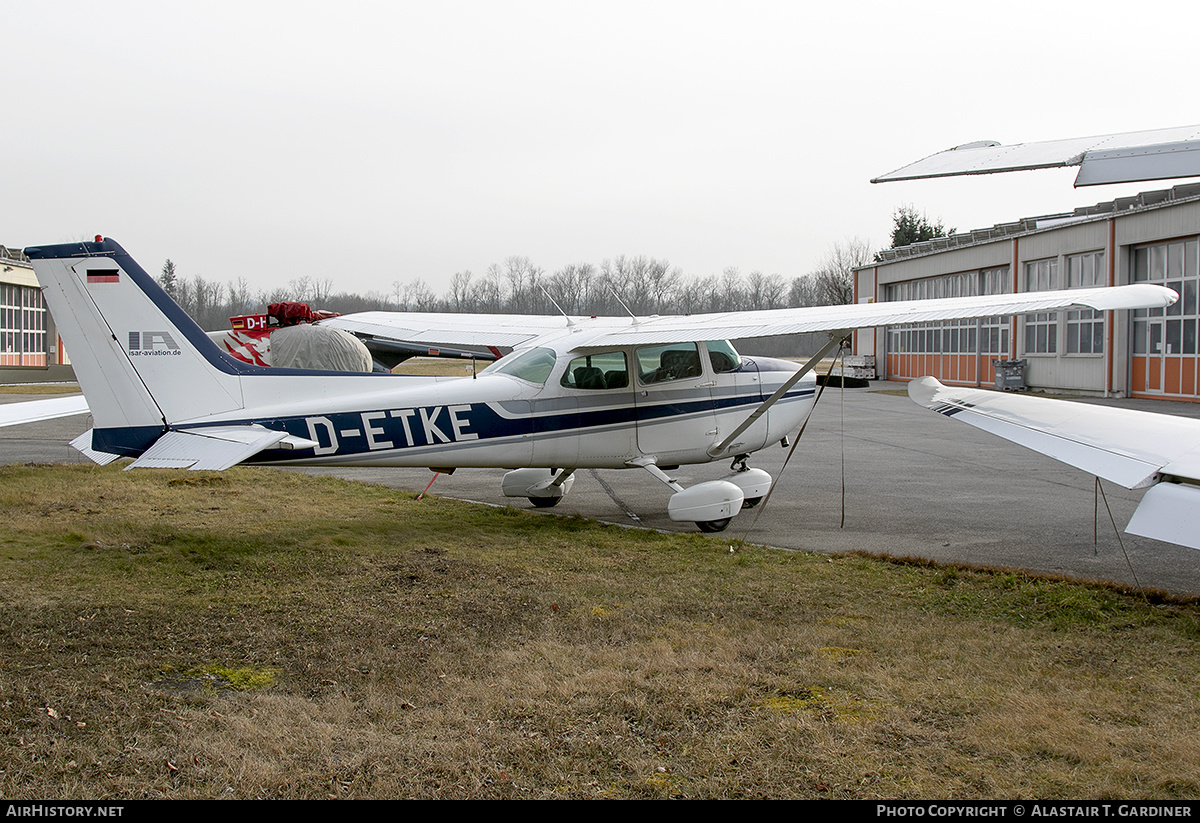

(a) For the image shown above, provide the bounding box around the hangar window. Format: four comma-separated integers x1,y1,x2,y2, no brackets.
1132,239,1199,357
1065,251,1106,355
0,284,47,367
1023,258,1058,355
979,267,1010,357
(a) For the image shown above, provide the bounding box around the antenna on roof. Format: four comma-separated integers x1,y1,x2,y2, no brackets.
539,284,574,327
607,286,639,325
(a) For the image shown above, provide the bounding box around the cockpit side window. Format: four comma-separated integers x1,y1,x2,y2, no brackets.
560,351,629,390
479,346,557,385
636,342,703,384
705,340,742,373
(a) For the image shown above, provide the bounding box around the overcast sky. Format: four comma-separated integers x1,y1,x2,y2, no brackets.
4,0,1196,296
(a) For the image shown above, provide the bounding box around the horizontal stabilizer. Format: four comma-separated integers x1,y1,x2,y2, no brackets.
908,377,1200,489
126,425,318,471
0,394,89,428
70,429,121,466
1126,483,1200,550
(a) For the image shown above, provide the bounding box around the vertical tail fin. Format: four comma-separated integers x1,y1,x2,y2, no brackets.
25,238,250,452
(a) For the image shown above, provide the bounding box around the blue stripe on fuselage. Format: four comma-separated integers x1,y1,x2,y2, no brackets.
174,386,815,462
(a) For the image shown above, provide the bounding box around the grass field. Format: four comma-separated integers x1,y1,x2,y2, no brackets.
2,463,1199,799
0,384,82,395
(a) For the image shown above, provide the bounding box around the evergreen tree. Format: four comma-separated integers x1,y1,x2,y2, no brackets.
890,205,954,248
159,259,178,297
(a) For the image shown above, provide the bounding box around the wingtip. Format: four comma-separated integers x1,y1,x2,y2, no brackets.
907,376,944,408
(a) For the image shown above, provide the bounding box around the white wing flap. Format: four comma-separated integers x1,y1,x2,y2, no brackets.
1125,483,1200,550
125,425,314,471
908,377,1200,489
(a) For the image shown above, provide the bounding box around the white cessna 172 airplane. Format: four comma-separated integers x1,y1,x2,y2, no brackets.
14,237,1176,533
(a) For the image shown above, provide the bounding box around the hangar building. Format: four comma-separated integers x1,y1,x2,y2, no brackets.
0,244,71,382
854,183,1200,401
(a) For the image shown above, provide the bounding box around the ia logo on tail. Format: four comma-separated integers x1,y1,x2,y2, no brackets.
128,331,182,356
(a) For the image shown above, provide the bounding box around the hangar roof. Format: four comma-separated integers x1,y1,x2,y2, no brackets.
871,182,1200,266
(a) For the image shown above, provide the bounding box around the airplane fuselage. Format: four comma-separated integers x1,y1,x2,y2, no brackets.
161,346,814,471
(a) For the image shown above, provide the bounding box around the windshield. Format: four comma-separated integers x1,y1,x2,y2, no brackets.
478,347,557,385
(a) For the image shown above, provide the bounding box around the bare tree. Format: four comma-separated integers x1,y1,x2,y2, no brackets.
810,237,874,306
547,263,596,315
788,274,819,307
745,271,786,310
475,264,505,313
406,278,437,311
447,270,474,311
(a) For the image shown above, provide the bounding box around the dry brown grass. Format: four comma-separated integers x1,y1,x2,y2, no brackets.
1,464,1199,799
392,357,485,377
0,384,82,395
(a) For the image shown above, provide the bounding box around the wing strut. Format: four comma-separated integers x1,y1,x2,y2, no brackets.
708,330,851,457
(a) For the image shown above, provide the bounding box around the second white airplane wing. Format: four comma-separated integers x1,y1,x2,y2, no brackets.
0,394,89,428
908,377,1200,490
909,377,1200,550
872,125,1200,187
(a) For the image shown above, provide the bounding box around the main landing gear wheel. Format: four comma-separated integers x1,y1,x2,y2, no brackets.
741,497,763,509
528,497,562,508
696,518,732,533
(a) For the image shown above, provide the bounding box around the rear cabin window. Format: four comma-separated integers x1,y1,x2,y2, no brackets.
706,340,741,373
560,351,629,390
636,342,703,384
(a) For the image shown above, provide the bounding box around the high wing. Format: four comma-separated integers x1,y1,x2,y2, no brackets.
871,124,1200,188
322,312,573,351
324,284,1178,351
0,284,1177,438
908,377,1200,550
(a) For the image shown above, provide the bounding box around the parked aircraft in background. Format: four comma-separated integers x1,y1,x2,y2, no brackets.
12,237,1176,533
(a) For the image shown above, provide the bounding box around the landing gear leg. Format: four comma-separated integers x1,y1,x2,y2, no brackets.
627,457,743,531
